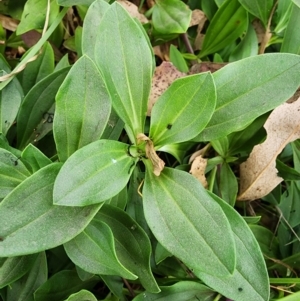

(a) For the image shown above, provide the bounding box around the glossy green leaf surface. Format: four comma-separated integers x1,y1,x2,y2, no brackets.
6,252,47,301
0,148,31,198
143,166,236,277
57,0,94,5
64,290,97,301
196,192,269,301
133,281,216,301
54,55,111,162
34,270,97,301
18,42,55,96
17,67,70,150
197,54,300,141
17,0,59,35
82,0,110,61
200,0,248,58
152,0,192,34
0,74,22,136
0,254,37,289
53,140,137,206
64,220,137,279
21,144,52,173
94,2,153,137
95,204,160,293
238,0,272,27
150,73,216,148
281,3,300,54
0,163,101,257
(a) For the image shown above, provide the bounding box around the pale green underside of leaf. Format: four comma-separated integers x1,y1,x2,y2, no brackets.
64,220,137,279
150,72,216,148
0,163,101,257
196,53,300,141
54,55,111,162
196,192,269,301
94,2,153,137
53,140,137,206
65,290,98,301
95,204,160,293
143,167,236,277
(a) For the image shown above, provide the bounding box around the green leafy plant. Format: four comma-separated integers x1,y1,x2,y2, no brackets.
1,0,300,300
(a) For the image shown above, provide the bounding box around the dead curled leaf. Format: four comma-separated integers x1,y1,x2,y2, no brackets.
189,155,208,188
117,0,148,24
238,96,300,201
137,133,165,176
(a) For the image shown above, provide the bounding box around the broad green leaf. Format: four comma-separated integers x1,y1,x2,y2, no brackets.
274,0,293,33
64,290,97,301
0,254,37,289
34,270,97,301
17,0,60,35
293,0,300,7
6,252,47,301
199,0,248,58
133,281,216,301
281,3,300,55
64,220,137,279
201,0,218,20
143,165,236,277
272,291,300,301
17,67,70,150
82,0,110,61
54,56,111,162
96,204,160,293
18,42,54,96
21,144,52,173
150,73,216,148
53,140,138,206
0,73,22,136
196,54,300,141
152,0,192,34
94,2,153,138
229,23,258,61
0,163,101,257
238,0,272,27
55,54,70,71
0,148,31,198
57,0,95,5
196,192,269,301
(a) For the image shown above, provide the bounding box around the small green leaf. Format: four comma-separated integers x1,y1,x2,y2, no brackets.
17,67,70,150
57,0,95,5
53,140,137,206
18,42,55,95
17,0,60,35
169,45,189,73
64,290,97,301
82,0,110,61
196,53,300,141
0,163,101,257
21,144,52,173
200,0,248,58
143,166,236,277
94,2,153,138
34,270,97,301
152,0,192,34
150,73,216,148
96,204,160,293
281,3,300,55
133,281,216,301
196,192,269,301
54,55,111,162
238,0,272,27
0,254,37,289
64,220,137,279
0,148,31,198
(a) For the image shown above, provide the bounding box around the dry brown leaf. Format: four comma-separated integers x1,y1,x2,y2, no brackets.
147,61,186,115
189,62,227,74
0,14,19,32
153,44,170,61
117,0,148,24
189,155,208,188
190,9,206,27
238,97,300,201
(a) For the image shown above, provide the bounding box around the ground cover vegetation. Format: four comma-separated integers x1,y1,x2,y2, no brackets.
0,0,300,300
